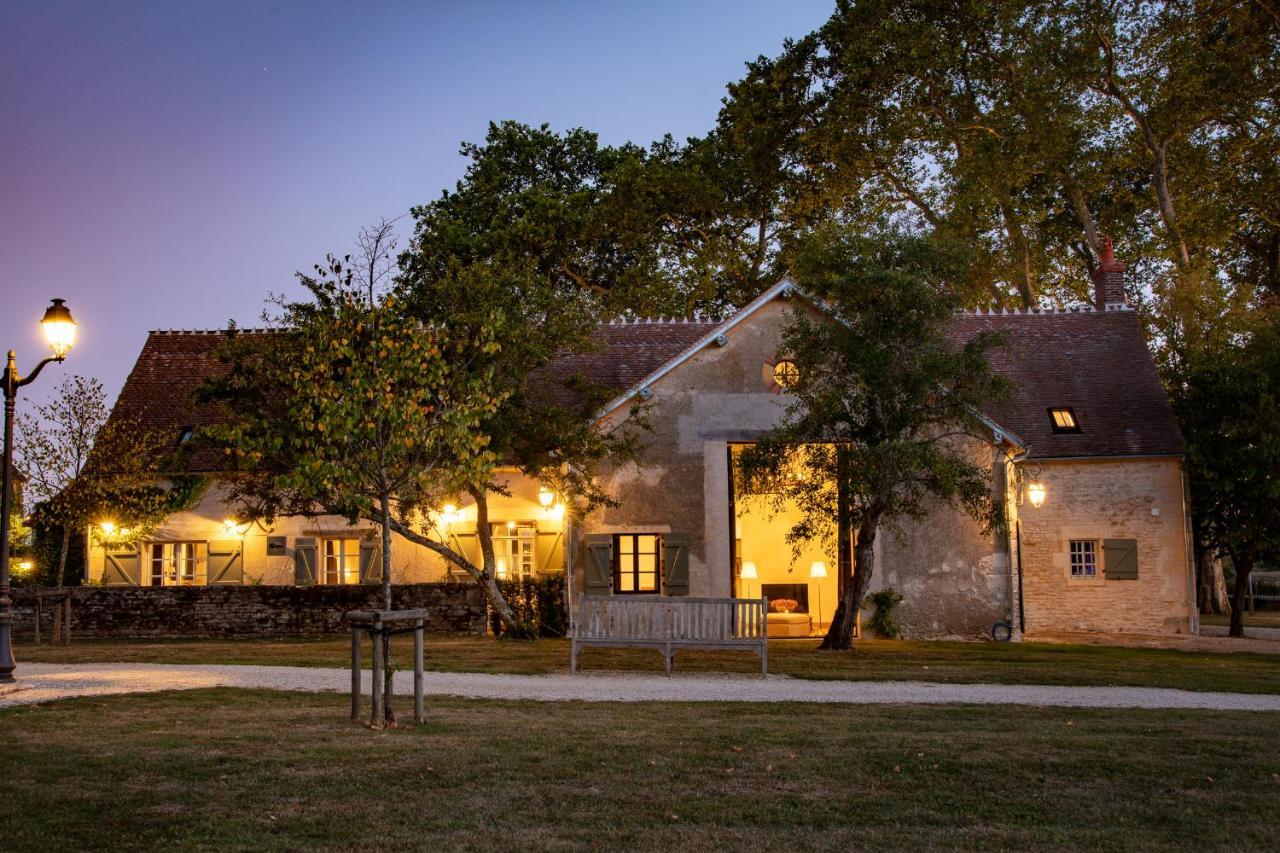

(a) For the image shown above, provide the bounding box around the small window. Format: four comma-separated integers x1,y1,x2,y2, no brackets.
176,425,195,445
1069,540,1098,577
773,359,800,389
614,533,661,594
321,538,360,585
1049,408,1081,433
149,542,206,586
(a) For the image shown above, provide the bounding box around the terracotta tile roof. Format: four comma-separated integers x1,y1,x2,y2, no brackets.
107,305,1181,473
947,308,1184,460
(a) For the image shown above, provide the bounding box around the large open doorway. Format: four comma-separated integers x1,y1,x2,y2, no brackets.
729,445,837,638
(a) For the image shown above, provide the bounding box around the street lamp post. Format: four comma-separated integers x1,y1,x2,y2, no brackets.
0,298,77,683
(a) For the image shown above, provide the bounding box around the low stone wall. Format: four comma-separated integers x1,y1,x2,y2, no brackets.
10,583,486,639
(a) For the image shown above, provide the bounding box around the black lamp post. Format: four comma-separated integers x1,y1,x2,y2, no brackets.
0,298,77,683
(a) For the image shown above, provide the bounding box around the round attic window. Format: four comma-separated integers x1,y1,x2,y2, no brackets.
772,359,800,389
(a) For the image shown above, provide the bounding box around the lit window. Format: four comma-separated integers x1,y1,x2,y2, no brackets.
773,359,800,389
322,538,360,585
492,522,537,580
1049,408,1081,433
614,533,660,594
1069,540,1098,577
149,542,206,586
177,425,195,445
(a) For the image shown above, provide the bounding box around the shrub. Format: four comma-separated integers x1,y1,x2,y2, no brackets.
867,588,904,639
489,573,568,639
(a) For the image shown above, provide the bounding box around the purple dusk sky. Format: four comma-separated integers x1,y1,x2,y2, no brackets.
1,0,832,408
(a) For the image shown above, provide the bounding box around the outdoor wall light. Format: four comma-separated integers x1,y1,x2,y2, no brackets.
223,518,249,536
99,521,117,535
1027,481,1047,509
538,486,555,507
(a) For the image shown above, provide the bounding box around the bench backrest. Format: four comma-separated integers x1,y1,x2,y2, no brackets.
575,596,768,642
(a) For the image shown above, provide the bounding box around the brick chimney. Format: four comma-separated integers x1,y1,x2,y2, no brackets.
1092,236,1127,311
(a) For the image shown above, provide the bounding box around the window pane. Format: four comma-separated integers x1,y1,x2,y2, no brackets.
637,535,656,554
638,572,657,592
619,573,634,592
619,537,634,556
638,553,656,573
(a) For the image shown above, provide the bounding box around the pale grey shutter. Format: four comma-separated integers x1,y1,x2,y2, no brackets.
662,533,690,596
359,539,383,584
1104,539,1139,580
207,540,244,585
103,544,142,586
584,533,613,595
294,537,318,586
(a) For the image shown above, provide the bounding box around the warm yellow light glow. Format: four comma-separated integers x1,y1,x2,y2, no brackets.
507,519,516,530
495,558,508,578
223,518,248,535
740,561,758,579
17,560,33,573
810,561,828,578
40,298,77,358
1027,481,1047,509
99,521,117,535
538,486,555,508
551,503,565,521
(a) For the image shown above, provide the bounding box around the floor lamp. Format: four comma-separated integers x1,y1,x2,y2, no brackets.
810,561,827,630
740,561,758,598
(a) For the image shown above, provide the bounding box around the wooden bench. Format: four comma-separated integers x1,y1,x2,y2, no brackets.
571,596,768,675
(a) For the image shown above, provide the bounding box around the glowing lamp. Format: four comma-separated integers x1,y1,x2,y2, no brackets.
99,521,117,535
538,486,555,508
740,561,758,579
40,298,77,358
223,518,248,535
442,503,457,518
17,561,33,572
507,519,516,530
1027,481,1046,509
810,561,827,578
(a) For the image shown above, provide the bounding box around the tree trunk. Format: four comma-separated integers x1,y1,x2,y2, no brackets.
386,516,522,630
820,515,878,651
1228,555,1253,638
55,523,72,588
379,490,395,726
1195,539,1230,616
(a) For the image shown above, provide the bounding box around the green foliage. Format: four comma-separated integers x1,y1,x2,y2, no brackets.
867,588,904,640
1174,314,1280,631
487,574,568,639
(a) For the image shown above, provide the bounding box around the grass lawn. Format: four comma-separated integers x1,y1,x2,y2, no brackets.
2,689,1278,851
1202,611,1280,629
16,635,1280,694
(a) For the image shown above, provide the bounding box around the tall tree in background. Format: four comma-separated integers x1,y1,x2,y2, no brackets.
1175,315,1280,637
738,229,1008,650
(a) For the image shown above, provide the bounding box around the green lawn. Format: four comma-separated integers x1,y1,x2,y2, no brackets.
2,689,1277,850
16,634,1280,694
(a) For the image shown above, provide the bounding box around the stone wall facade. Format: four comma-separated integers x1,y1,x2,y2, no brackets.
1017,457,1195,636
11,583,487,639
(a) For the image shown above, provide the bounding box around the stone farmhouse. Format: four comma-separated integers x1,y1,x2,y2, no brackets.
88,251,1195,639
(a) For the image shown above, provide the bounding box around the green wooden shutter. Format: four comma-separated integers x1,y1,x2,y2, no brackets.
662,533,690,596
1104,539,1139,580
294,537,318,586
359,539,383,584
207,540,244,585
584,534,613,596
103,544,142,586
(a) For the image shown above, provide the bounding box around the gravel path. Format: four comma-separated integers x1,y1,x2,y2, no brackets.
3,662,1280,711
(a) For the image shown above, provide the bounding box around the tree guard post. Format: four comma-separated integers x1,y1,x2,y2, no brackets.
346,609,428,727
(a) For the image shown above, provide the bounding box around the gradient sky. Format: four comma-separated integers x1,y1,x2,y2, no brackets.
1,0,833,407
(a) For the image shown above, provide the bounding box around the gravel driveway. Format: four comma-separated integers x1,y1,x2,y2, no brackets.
3,662,1280,711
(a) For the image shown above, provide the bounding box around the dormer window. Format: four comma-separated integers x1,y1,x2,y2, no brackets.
1049,408,1081,433
176,425,195,445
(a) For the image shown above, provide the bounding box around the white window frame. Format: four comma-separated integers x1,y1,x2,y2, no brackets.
1069,540,1099,578
148,542,207,586
492,522,537,580
321,538,361,585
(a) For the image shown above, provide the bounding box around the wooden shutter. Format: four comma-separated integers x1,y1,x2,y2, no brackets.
294,537,318,586
359,539,383,584
207,540,244,585
1104,539,1139,580
584,534,613,595
662,533,690,596
103,544,142,586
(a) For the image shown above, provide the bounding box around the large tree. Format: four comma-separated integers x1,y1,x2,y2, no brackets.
1174,315,1280,637
737,228,1008,650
